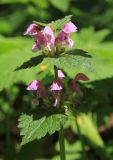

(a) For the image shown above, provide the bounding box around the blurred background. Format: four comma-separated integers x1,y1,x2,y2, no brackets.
0,0,113,160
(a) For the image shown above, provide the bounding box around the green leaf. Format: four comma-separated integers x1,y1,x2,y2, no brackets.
44,49,92,77
34,15,72,30
49,15,72,30
73,28,113,80
76,113,104,148
18,113,67,145
33,21,47,27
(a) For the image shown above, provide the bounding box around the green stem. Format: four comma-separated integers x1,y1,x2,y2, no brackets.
59,125,66,160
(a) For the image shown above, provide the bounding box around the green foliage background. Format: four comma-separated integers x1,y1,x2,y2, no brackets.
0,0,113,160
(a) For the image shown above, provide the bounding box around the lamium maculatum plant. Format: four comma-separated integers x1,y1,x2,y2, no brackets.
18,15,89,160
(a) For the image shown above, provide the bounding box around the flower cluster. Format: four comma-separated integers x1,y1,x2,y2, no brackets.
27,69,89,110
24,22,77,56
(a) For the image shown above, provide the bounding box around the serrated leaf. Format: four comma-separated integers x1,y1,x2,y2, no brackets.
49,15,72,30
18,113,67,145
44,49,93,77
34,15,72,30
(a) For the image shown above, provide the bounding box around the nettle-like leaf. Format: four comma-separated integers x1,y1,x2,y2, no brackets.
18,113,67,145
49,15,72,30
34,15,72,30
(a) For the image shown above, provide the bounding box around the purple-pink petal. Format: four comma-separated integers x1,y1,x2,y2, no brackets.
43,26,55,45
57,69,65,78
63,22,77,34
24,23,38,36
35,32,47,46
57,31,68,42
27,80,41,91
50,81,62,91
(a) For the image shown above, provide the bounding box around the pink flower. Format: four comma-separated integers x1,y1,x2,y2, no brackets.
50,80,63,107
24,23,39,36
33,26,55,53
56,22,77,49
27,80,41,91
50,80,63,91
27,80,47,98
57,69,65,78
24,23,55,54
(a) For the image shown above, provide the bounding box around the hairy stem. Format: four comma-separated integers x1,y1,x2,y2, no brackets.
59,125,66,160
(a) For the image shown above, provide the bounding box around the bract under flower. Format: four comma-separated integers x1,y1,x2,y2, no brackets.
75,73,89,81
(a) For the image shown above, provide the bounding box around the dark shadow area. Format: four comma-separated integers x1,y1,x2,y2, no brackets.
15,55,44,71
65,49,92,58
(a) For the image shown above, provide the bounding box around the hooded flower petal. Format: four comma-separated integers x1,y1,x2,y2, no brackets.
24,23,39,36
35,31,47,46
57,69,65,78
57,31,68,42
63,22,77,34
27,80,41,91
43,26,55,45
50,81,62,91
34,26,55,53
